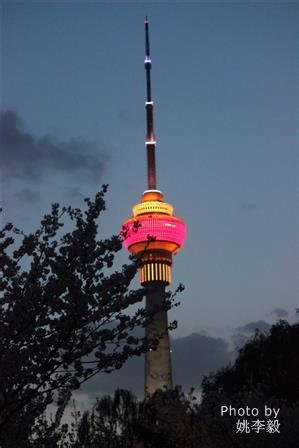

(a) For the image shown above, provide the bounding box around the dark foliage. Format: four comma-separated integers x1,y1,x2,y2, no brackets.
66,387,200,448
199,320,299,447
202,320,299,403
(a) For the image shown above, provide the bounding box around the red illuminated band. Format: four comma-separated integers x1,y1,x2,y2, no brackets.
123,216,186,250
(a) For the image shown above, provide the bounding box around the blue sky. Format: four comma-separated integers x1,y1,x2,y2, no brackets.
2,2,298,337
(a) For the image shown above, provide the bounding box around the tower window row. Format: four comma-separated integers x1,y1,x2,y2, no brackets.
139,262,171,284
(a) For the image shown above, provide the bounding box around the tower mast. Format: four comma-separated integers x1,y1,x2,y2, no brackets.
121,18,187,396
144,16,157,190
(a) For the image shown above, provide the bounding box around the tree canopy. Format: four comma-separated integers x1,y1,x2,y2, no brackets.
202,320,299,403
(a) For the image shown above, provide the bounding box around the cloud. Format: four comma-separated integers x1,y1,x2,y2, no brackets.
60,316,280,407
13,188,41,204
173,333,231,388
2,110,108,184
81,332,232,398
237,320,272,333
61,318,279,401
271,308,288,318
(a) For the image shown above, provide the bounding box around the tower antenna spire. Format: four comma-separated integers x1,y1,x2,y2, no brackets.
144,16,157,190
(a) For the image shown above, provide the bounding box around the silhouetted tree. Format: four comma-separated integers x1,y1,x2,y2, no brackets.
68,387,199,448
0,186,179,446
199,321,299,447
202,320,299,403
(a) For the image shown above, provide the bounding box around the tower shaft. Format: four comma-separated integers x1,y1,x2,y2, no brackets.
145,284,173,395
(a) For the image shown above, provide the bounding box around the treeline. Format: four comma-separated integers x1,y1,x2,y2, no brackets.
4,321,299,448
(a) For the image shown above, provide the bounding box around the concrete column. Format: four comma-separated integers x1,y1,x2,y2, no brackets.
144,283,173,395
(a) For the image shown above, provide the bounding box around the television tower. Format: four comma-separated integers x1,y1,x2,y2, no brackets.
122,18,187,396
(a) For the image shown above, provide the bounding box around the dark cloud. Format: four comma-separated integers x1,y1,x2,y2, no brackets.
13,189,41,204
2,110,108,183
172,333,231,388
81,332,232,398
272,308,288,318
237,320,272,333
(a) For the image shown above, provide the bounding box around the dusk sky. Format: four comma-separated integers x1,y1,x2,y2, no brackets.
2,0,298,351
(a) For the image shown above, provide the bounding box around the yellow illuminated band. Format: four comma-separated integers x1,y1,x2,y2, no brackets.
133,201,173,217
